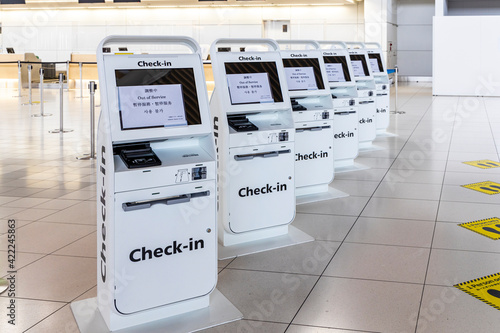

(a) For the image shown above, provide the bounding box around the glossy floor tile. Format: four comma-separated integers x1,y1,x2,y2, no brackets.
2,82,500,332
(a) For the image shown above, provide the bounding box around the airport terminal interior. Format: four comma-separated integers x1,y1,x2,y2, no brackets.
2,0,500,333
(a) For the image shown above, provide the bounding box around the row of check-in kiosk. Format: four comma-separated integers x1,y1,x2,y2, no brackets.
77,36,392,332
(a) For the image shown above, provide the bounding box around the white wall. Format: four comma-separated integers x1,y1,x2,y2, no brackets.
397,0,434,77
433,16,500,96
0,5,364,61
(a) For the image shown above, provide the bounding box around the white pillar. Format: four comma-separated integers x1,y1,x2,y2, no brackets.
364,0,397,69
435,0,448,16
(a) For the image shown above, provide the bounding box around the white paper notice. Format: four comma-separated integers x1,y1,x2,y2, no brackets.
118,84,187,130
284,67,318,91
226,73,273,104
351,60,366,77
325,63,346,82
369,58,381,73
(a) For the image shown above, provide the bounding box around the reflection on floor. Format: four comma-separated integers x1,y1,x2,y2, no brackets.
2,83,500,332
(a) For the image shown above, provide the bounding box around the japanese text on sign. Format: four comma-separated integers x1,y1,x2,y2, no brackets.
369,58,381,73
351,60,366,77
118,84,187,130
226,73,273,105
325,63,346,82
284,67,318,91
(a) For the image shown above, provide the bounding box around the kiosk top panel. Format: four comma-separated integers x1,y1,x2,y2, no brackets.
97,36,212,143
277,40,329,95
317,41,357,88
210,38,292,114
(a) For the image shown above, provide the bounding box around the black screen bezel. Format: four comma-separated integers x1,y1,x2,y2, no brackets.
323,56,352,83
224,61,284,105
115,68,202,130
282,58,325,91
349,54,370,77
368,53,385,73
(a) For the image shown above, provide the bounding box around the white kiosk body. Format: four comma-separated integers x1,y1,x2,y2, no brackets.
319,41,360,169
277,40,336,202
365,42,391,133
210,38,309,254
346,42,377,149
96,36,218,331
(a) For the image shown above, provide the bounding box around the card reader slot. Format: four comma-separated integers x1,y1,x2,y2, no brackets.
296,125,331,133
359,100,375,105
234,149,291,161
335,111,356,115
122,190,211,211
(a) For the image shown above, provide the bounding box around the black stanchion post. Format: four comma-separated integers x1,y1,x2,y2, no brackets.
77,81,97,160
50,74,73,133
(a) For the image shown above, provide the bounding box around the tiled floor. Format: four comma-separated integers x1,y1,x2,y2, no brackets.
2,82,500,332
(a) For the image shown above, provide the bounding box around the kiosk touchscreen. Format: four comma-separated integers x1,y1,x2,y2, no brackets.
346,42,377,149
83,36,241,332
319,41,363,171
210,38,312,258
365,42,391,134
277,40,347,203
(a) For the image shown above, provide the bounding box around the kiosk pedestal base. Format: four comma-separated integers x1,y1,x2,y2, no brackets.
376,129,397,137
70,289,242,333
218,225,313,260
296,184,349,205
334,159,370,173
359,142,385,153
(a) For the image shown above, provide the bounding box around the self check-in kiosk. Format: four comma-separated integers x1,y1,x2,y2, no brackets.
346,42,377,149
277,40,348,203
209,38,313,259
365,42,391,135
318,41,365,171
83,36,241,332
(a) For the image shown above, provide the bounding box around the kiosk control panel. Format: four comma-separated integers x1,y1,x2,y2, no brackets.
365,42,391,133
277,40,334,199
346,42,377,148
96,36,217,331
210,38,296,247
319,41,360,169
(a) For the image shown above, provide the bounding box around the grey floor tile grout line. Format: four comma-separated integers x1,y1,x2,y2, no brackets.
283,84,435,332
413,95,461,333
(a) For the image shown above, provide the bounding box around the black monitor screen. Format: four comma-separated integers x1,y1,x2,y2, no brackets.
115,68,201,130
349,54,370,77
368,53,384,73
224,61,284,105
282,58,325,91
323,56,352,83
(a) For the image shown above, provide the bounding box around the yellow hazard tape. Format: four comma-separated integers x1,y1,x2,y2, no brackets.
455,272,500,311
459,217,500,240
463,160,500,169
461,181,500,195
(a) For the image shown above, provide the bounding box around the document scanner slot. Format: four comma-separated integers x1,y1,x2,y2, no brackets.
234,149,291,161
122,190,211,211
296,126,331,133
335,111,356,115
359,100,375,105
228,115,259,132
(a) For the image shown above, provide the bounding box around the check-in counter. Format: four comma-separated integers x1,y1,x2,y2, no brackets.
69,54,98,89
203,62,214,97
0,53,41,88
